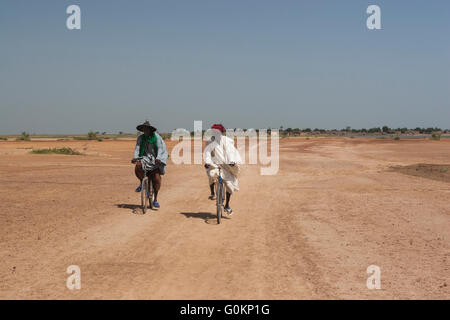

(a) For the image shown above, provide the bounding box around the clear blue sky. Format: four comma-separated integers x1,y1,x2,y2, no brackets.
1,0,449,134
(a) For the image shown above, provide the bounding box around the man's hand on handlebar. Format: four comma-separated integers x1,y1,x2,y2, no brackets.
204,163,235,169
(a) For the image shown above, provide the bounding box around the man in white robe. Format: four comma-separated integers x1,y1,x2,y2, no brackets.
204,124,242,215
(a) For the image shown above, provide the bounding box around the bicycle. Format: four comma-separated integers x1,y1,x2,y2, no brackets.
136,158,154,214
215,165,226,224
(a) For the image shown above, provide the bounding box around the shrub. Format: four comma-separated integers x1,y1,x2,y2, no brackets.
31,147,83,155
430,133,441,141
16,132,31,141
394,136,400,141
88,131,97,140
0,137,7,141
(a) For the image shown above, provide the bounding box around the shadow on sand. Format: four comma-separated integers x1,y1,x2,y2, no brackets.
116,203,157,214
179,212,230,224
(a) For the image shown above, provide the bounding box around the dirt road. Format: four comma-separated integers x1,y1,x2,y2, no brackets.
0,138,449,299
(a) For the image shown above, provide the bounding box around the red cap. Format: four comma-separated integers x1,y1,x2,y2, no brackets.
211,124,226,133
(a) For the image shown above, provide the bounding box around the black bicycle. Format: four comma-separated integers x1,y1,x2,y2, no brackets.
215,166,226,224
138,159,154,214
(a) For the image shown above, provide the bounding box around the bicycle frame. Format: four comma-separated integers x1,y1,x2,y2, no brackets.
141,161,150,194
137,157,155,213
215,166,226,224
217,166,222,188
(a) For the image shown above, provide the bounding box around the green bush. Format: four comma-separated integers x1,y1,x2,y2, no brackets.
31,147,83,155
16,132,31,141
430,133,441,141
394,136,400,141
0,137,7,141
73,136,88,140
73,132,103,141
88,131,97,140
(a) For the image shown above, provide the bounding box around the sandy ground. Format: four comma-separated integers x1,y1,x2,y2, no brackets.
0,138,449,299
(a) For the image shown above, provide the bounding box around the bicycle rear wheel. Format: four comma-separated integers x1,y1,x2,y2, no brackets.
141,177,149,214
216,181,223,224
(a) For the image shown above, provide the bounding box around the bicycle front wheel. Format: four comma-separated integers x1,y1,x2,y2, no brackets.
216,181,223,224
141,177,149,214
148,178,153,210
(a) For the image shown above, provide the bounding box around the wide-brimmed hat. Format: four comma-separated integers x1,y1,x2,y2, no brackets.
136,120,156,132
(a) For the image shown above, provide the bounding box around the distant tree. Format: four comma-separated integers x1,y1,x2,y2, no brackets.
16,131,31,141
88,131,98,140
368,127,381,133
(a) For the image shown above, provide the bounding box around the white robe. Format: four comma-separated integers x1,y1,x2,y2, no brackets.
204,135,242,193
